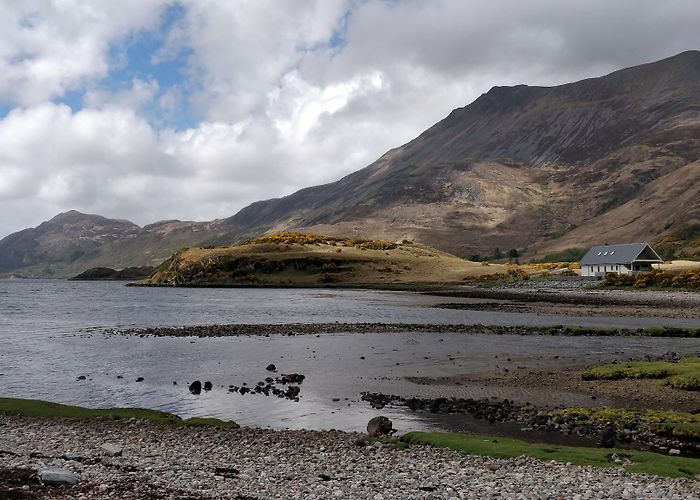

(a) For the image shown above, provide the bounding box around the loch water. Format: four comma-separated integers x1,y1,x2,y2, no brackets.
1,279,698,433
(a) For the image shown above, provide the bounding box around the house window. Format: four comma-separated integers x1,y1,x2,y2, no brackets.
597,266,600,272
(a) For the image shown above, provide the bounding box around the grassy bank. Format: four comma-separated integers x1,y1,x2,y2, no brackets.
582,357,700,390
0,398,238,428
400,432,700,479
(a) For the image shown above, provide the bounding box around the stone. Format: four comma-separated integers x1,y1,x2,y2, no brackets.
367,416,393,437
669,448,681,455
189,380,202,394
41,468,78,486
597,425,616,448
135,377,144,382
101,443,123,457
203,381,213,391
266,364,277,371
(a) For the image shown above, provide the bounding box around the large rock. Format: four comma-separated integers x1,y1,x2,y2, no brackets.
189,380,202,395
40,468,78,486
367,416,394,437
597,424,616,448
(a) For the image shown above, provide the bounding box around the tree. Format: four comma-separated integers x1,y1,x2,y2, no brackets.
493,248,503,259
507,248,519,260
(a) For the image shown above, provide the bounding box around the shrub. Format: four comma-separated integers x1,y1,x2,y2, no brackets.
243,232,397,251
603,269,700,289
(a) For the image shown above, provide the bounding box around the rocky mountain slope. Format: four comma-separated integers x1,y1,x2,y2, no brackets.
224,50,700,259
2,51,699,277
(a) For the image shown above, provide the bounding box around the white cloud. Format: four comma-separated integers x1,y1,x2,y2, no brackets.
2,0,700,238
84,78,160,111
0,0,165,106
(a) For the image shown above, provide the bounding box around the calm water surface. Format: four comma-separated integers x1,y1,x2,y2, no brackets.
1,279,698,433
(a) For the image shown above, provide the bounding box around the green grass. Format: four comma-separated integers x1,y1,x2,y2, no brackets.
550,407,700,441
0,397,238,429
582,357,700,390
518,325,700,338
645,327,700,338
182,417,239,428
400,431,700,479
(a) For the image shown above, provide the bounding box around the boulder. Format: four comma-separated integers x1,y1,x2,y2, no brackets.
367,416,394,437
597,424,616,448
40,468,78,486
266,364,277,372
189,380,202,394
203,381,213,391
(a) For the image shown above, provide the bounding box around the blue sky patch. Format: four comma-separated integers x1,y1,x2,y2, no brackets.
53,2,197,129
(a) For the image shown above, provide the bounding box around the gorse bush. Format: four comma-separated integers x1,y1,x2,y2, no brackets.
603,269,700,289
244,232,397,250
526,262,580,271
465,268,529,283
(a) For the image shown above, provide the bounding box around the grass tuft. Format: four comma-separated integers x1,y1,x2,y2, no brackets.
581,357,700,390
400,431,700,479
0,397,238,429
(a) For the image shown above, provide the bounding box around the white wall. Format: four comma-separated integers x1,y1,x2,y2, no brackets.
580,263,631,277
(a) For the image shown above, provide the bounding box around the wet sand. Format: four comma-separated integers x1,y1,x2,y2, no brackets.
407,363,700,413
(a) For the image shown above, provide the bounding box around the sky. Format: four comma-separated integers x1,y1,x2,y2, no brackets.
1,0,700,238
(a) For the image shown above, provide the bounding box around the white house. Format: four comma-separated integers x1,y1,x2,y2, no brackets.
579,243,663,277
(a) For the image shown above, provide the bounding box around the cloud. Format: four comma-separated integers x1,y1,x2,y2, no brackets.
1,0,700,238
0,0,165,106
83,78,160,111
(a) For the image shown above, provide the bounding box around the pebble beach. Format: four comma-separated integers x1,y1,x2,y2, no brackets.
1,416,698,499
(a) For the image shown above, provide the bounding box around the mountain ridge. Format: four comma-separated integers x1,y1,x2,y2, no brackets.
2,51,700,276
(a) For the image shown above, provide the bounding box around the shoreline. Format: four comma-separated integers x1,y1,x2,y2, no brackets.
1,414,699,499
110,322,700,338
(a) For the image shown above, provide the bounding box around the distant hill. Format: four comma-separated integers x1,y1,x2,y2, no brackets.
1,51,699,277
70,266,155,281
0,210,230,277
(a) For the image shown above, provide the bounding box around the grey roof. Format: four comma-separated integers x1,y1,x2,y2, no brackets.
579,243,663,265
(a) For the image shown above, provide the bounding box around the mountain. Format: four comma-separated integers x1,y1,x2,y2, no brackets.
0,210,229,277
224,50,700,258
2,51,699,276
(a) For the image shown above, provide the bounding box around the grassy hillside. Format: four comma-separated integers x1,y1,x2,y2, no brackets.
141,232,504,286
